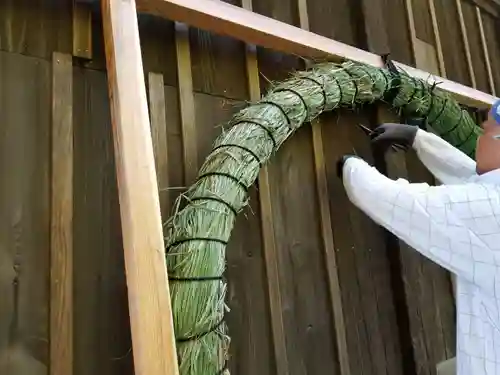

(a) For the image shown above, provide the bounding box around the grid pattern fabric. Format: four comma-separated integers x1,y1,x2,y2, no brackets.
342,129,500,375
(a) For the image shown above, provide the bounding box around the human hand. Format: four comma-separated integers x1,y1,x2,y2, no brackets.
370,123,418,152
336,154,362,179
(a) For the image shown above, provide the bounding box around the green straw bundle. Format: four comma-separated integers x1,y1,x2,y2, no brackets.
163,60,483,375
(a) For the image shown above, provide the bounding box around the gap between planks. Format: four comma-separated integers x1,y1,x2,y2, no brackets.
50,51,74,375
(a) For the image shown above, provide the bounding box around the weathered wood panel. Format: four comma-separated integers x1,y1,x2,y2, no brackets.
412,0,435,44
480,10,500,94
0,0,72,59
434,0,472,85
50,51,74,375
73,67,133,375
323,110,405,375
0,51,50,375
461,0,491,93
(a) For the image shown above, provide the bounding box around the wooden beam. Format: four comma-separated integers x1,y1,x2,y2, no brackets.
135,0,497,108
50,51,74,375
72,0,93,59
100,1,179,375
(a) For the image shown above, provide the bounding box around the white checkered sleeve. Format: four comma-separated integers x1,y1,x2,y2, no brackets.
342,157,500,293
413,128,477,184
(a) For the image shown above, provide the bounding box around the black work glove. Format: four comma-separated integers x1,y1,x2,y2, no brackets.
336,154,362,179
370,123,418,152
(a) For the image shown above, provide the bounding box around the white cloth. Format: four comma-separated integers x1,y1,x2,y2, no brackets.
342,129,500,375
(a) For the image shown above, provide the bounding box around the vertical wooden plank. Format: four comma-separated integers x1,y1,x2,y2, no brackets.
50,51,73,375
73,66,134,375
175,22,198,184
476,6,496,95
72,1,92,60
100,1,179,375
147,72,170,216
455,0,476,88
296,2,350,375
0,50,50,375
241,2,288,374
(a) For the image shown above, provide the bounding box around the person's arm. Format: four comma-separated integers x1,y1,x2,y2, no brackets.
412,128,477,184
341,157,496,289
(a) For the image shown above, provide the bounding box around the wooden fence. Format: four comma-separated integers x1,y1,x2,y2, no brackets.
0,0,499,374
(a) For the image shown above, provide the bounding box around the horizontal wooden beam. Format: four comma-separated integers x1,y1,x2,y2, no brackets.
136,0,497,109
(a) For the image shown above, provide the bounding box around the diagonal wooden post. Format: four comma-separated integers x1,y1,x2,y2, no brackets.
100,1,179,375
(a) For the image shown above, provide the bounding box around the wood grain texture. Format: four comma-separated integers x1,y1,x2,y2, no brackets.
428,0,447,77
414,39,440,75
476,6,496,95
73,66,133,375
411,0,435,44
0,0,72,59
323,111,404,375
434,0,471,83
305,0,360,47
461,0,490,93
50,51,73,375
479,10,500,95
190,0,247,101
270,127,339,375
456,0,476,87
100,1,179,375
148,72,170,217
72,1,92,59
175,21,198,184
468,0,499,16
0,50,50,375
383,0,414,65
